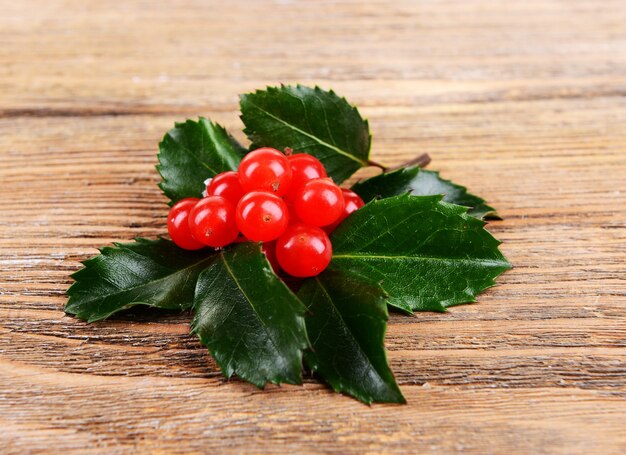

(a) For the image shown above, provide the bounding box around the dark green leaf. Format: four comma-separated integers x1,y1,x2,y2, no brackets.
240,85,370,183
65,238,215,323
352,166,500,220
329,195,511,313
191,243,308,387
157,117,245,204
299,272,405,404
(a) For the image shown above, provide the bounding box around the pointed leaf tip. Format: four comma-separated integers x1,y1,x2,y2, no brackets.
352,166,500,220
65,238,216,322
299,272,405,404
191,243,308,388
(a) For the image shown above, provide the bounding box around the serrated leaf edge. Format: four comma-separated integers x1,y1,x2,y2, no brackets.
331,194,511,312
190,243,309,388
65,237,216,323
156,117,244,205
425,169,501,220
239,84,371,167
353,166,501,220
304,276,406,405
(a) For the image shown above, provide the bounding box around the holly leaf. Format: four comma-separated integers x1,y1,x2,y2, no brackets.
240,85,370,183
352,166,500,220
191,242,308,387
298,272,405,404
329,195,510,313
157,117,245,204
65,238,215,323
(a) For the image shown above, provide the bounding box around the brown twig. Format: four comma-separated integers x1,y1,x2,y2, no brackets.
367,159,388,171
388,153,431,171
368,153,431,173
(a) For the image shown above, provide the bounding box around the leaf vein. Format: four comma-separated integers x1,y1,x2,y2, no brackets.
246,100,367,166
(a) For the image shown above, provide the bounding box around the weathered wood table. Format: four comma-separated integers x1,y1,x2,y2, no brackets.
1,1,625,453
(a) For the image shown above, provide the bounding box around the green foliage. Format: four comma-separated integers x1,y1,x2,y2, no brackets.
66,238,214,322
240,85,370,183
191,243,308,387
330,195,510,313
299,272,404,404
352,166,499,220
66,84,511,404
158,118,245,204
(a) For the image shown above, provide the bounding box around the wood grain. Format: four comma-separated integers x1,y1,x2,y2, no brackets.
1,0,625,453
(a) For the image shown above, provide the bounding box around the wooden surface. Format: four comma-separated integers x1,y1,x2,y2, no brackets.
1,1,625,453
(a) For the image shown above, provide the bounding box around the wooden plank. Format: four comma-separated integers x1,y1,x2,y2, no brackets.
1,0,625,453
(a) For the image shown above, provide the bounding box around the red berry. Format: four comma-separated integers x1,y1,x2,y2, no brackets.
261,241,281,273
167,198,205,250
188,196,239,247
293,178,345,227
285,153,327,201
236,191,289,242
324,189,365,233
238,148,293,196
207,171,245,205
276,224,332,277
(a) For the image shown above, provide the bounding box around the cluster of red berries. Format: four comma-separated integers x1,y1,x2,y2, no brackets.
167,147,364,277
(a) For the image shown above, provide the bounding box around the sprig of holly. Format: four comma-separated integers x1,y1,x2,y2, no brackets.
66,85,510,404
